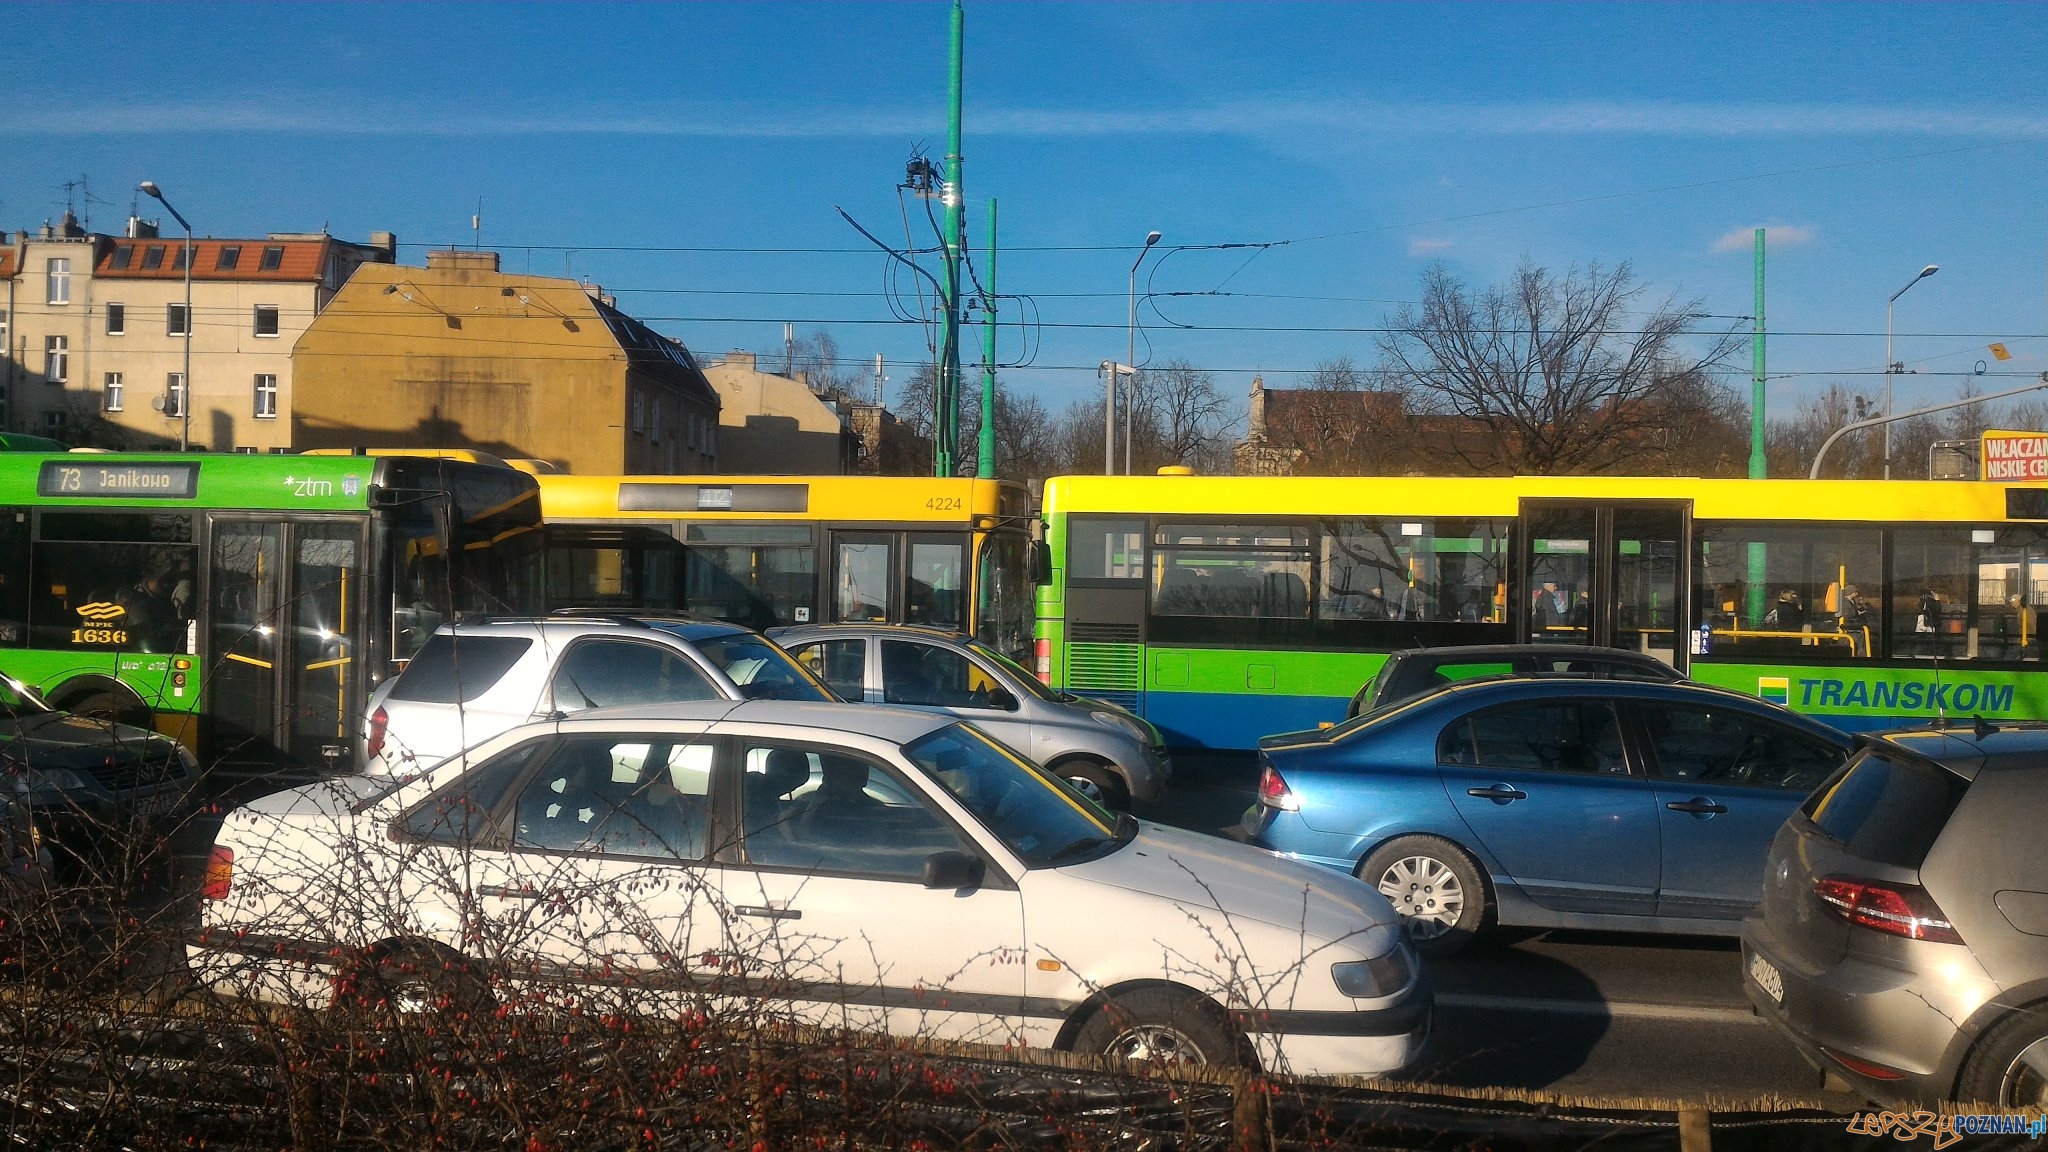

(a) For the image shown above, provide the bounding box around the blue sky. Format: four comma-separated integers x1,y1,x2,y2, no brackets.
6,2,2045,433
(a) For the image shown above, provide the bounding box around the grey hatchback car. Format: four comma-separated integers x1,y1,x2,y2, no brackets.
1743,723,2048,1108
773,624,1170,811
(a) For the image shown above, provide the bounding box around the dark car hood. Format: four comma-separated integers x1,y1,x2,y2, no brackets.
0,711,184,774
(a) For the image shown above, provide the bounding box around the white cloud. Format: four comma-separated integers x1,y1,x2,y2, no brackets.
1712,224,1817,253
1408,238,1454,257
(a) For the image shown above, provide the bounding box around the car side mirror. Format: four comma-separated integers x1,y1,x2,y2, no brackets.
1029,540,1052,586
921,850,985,890
986,688,1018,712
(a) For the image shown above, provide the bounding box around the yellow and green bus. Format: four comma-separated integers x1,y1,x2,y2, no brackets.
539,474,1037,661
1037,473,2048,750
0,452,544,775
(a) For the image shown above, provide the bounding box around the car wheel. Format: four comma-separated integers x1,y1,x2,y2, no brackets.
333,944,494,1023
1073,986,1253,1069
1957,1008,2048,1107
1358,835,1489,957
1055,759,1129,812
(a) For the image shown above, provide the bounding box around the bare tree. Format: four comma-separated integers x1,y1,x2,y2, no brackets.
1767,382,1880,478
1375,261,1742,474
759,329,863,397
1128,358,1238,472
1249,357,1420,475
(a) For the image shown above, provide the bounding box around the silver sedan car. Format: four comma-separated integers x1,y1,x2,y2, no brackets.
772,624,1169,811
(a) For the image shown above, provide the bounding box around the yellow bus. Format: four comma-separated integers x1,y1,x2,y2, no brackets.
540,475,1037,660
1038,473,2048,749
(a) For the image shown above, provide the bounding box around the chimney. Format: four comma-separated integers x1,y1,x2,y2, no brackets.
126,216,160,240
369,231,398,262
1249,375,1267,441
725,350,757,371
425,249,500,272
59,209,85,238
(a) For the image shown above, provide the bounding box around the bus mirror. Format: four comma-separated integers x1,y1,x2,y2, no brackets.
1029,540,1052,586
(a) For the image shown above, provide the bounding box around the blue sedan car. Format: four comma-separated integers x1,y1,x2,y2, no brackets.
1243,677,1854,955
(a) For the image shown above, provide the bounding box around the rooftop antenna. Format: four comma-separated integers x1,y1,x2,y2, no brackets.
59,175,108,231
472,197,483,250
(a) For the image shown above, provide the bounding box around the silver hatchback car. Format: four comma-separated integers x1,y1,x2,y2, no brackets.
772,624,1170,811
1743,723,2048,1108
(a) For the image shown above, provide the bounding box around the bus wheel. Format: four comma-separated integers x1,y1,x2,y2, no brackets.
51,683,152,730
1054,758,1129,812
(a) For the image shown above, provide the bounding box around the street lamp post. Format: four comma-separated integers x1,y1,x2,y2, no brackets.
1883,263,1939,480
1126,230,1161,474
138,181,194,452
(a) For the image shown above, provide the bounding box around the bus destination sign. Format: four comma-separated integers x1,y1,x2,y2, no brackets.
37,461,200,499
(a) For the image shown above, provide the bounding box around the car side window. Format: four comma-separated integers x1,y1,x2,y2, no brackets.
1641,706,1844,791
511,736,714,859
791,639,866,701
1439,701,1628,775
735,740,966,880
397,738,546,846
880,639,1007,709
550,639,720,710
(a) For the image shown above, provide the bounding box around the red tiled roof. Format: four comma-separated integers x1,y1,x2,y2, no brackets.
95,237,330,281
0,250,15,279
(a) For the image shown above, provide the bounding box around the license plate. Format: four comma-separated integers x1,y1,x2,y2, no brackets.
1749,951,1785,1004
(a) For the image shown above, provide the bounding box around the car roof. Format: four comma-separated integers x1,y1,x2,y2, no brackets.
1385,644,1676,668
771,623,974,644
1866,722,2048,782
438,616,754,642
561,698,958,743
1412,673,1848,733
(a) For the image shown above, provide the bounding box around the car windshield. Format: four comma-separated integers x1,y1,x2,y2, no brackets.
964,639,1061,702
903,723,1123,867
0,673,53,719
689,633,836,702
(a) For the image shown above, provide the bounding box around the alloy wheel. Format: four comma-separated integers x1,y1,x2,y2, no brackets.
1375,854,1465,940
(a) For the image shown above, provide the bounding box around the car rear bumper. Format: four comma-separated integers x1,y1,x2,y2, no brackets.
1741,912,1990,1107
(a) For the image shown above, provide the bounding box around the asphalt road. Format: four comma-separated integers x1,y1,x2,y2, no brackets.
1156,753,1864,1108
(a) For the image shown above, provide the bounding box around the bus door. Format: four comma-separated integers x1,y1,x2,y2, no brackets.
206,515,366,775
827,530,971,633
1520,501,1690,671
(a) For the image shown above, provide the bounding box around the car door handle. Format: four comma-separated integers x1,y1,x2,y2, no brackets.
1466,785,1527,803
1665,798,1728,816
733,905,801,921
479,884,543,900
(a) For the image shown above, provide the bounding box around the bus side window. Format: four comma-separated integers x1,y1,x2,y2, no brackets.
0,511,26,646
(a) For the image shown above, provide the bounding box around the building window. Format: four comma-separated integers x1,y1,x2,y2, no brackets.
259,245,285,271
45,258,70,305
252,305,280,338
43,411,67,440
253,374,277,419
141,245,165,270
105,302,126,336
168,303,190,337
215,245,241,271
650,396,662,442
629,390,646,435
103,372,124,412
109,246,134,270
165,373,186,418
172,244,191,271
43,336,67,384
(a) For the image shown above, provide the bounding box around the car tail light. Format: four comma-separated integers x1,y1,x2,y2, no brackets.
366,705,388,759
1821,1046,1908,1081
202,846,233,900
1034,638,1052,685
1814,876,1963,944
1257,762,1299,812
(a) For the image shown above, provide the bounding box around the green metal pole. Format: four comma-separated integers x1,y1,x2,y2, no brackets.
977,198,998,478
936,0,965,477
1746,226,1768,629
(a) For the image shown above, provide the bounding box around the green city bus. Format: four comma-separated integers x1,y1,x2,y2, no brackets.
1037,473,2048,750
0,452,544,777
